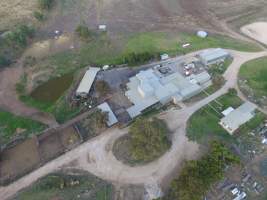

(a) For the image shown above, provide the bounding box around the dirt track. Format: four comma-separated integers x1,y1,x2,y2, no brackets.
1,49,267,200
0,58,58,127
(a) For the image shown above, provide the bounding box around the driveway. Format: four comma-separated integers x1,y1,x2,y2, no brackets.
1,50,267,200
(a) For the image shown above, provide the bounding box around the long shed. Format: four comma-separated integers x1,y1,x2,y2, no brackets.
76,67,100,97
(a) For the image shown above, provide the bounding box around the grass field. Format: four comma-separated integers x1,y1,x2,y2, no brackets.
13,170,114,200
187,91,266,155
34,32,261,77
187,92,242,144
0,110,46,146
239,57,267,98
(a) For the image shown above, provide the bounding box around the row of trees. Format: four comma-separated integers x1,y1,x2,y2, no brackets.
122,52,160,66
129,117,171,162
162,141,239,200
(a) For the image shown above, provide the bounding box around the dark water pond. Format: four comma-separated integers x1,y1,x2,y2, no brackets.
30,73,73,103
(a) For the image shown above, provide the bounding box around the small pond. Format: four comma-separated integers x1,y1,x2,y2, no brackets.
30,73,73,103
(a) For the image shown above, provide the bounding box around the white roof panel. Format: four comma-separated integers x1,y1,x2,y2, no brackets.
220,102,256,133
199,48,229,62
76,67,100,95
97,102,118,126
222,107,234,116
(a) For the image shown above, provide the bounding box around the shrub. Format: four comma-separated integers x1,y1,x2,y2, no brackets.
6,25,35,48
122,52,159,66
33,11,45,21
228,88,237,96
212,74,225,88
129,117,170,162
0,54,11,67
75,25,92,41
38,0,54,10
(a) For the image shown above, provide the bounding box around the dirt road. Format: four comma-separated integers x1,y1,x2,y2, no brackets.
0,58,58,127
1,50,267,199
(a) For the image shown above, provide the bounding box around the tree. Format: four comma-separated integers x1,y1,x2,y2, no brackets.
164,141,239,200
33,11,45,21
122,52,159,65
228,88,237,96
212,74,225,88
6,25,35,48
38,0,54,10
129,117,170,162
75,25,92,41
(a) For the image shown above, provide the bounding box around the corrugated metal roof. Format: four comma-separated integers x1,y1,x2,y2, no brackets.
125,67,210,118
220,102,257,133
222,107,234,116
194,72,211,85
97,102,118,127
199,48,229,62
76,67,100,96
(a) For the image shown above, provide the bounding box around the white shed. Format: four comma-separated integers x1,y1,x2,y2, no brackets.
76,67,100,97
198,48,230,66
98,25,107,31
197,31,208,38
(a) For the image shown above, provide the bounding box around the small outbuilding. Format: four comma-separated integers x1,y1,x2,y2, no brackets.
76,67,100,97
197,31,208,38
160,54,169,60
219,102,257,134
98,25,107,31
97,102,118,127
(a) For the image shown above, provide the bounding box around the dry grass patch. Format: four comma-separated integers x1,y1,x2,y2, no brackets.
0,0,37,30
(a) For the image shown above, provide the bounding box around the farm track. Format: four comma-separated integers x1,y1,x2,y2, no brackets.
0,58,58,127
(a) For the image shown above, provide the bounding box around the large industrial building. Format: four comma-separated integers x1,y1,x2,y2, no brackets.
219,102,257,134
198,48,230,65
125,64,211,118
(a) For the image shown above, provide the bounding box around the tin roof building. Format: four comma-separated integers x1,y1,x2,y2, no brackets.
125,65,211,118
76,67,100,97
97,102,118,127
198,48,230,66
219,102,257,134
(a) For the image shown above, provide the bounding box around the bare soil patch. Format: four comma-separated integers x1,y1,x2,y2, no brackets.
241,22,267,45
0,125,81,185
59,126,80,149
38,132,64,162
0,138,40,185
